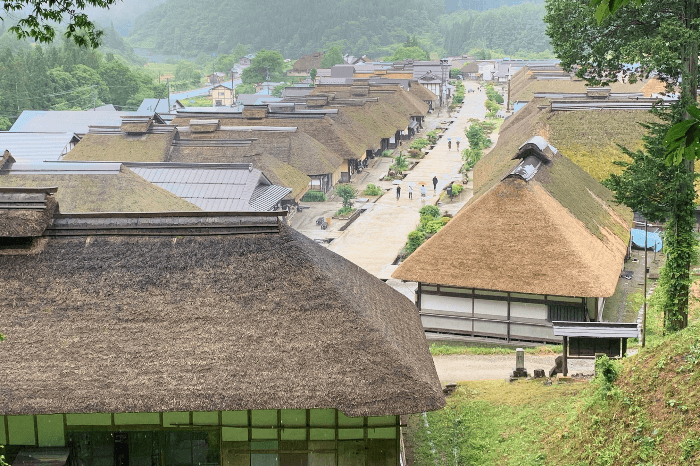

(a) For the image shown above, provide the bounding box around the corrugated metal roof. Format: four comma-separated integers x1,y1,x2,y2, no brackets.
552,321,639,338
137,99,171,114
250,185,292,211
128,163,282,212
10,110,151,135
4,162,122,175
0,132,79,163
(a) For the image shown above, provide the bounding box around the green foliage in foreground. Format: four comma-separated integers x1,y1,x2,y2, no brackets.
301,190,327,202
409,287,700,466
334,184,357,207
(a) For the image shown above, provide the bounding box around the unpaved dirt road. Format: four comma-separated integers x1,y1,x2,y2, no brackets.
432,354,595,384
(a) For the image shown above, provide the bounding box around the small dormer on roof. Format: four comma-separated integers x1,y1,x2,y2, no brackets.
0,186,59,243
121,115,153,134
189,119,221,133
242,105,269,120
505,136,557,182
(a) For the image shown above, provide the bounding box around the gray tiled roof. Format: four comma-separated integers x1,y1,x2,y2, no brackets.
0,132,80,163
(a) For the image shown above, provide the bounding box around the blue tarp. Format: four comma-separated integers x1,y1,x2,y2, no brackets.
631,228,662,252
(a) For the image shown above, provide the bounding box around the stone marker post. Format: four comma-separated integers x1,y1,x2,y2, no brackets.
511,348,528,378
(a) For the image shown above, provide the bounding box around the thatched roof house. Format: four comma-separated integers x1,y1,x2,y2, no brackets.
64,123,176,163
0,153,200,212
0,190,444,464
392,136,633,343
292,51,324,72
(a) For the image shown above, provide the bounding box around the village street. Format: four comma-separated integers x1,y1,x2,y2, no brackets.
293,81,488,284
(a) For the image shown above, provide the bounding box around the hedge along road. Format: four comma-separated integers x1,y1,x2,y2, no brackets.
327,81,486,278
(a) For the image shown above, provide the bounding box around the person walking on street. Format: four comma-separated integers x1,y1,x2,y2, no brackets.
448,140,451,150
420,184,427,198
408,185,413,200
456,140,460,151
432,176,438,193
396,185,401,200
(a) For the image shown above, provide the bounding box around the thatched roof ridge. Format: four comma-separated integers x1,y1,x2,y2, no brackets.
393,139,632,298
293,52,324,72
0,222,444,417
0,186,58,237
0,167,201,213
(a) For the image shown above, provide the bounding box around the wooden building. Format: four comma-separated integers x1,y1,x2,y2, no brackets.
392,136,633,343
0,187,444,466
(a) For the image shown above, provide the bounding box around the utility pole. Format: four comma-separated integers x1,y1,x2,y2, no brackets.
231,68,235,106
507,78,511,111
167,78,171,112
642,219,648,348
440,58,449,108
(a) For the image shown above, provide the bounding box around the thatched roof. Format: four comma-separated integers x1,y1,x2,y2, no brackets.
173,114,367,161
393,137,633,298
0,166,200,212
0,214,444,417
64,129,175,163
293,52,324,72
461,62,478,74
509,67,648,102
0,186,58,237
409,81,438,102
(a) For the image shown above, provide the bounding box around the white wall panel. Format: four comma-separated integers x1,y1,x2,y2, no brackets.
421,294,471,314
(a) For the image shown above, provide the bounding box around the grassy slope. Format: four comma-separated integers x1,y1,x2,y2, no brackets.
408,284,700,465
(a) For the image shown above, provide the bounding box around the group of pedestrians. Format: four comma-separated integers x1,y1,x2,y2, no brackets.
396,176,438,201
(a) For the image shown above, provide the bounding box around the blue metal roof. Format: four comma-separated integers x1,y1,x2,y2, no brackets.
0,132,79,163
9,110,147,135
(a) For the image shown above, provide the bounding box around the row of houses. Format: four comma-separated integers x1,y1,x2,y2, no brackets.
0,80,436,215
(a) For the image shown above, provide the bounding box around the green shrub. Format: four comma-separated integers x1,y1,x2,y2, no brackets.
335,206,353,217
407,148,423,158
418,218,445,234
419,205,441,219
405,230,426,255
410,138,431,149
335,184,357,207
382,150,393,157
462,148,482,171
301,190,327,202
426,130,440,144
363,184,383,196
451,184,463,196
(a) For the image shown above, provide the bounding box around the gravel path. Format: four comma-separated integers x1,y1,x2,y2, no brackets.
432,354,595,384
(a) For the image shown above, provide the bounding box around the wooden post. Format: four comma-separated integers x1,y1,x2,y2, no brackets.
642,219,648,347
562,336,568,376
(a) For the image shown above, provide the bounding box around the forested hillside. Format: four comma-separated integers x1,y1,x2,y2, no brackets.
128,0,549,59
0,35,166,128
441,3,549,56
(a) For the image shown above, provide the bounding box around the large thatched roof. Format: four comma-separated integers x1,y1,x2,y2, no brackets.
393,137,633,298
0,210,444,417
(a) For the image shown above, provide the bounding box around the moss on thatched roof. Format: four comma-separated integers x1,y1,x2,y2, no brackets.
475,99,659,192
64,132,174,163
393,140,632,297
0,168,200,212
0,222,444,417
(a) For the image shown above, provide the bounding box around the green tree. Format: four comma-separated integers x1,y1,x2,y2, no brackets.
389,46,429,62
309,68,317,82
242,49,284,84
214,54,236,73
390,152,409,174
2,0,120,48
320,46,344,68
231,43,250,61
545,0,699,332
99,60,141,107
335,184,357,207
174,60,201,86
235,83,256,94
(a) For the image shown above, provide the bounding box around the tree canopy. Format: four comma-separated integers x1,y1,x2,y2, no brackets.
320,46,344,68
2,0,120,48
241,49,284,84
